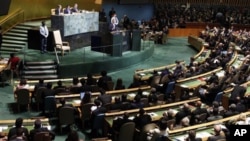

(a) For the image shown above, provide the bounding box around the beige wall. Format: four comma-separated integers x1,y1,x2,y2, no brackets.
1,0,101,21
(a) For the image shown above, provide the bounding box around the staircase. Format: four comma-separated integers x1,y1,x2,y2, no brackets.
1,24,35,56
21,60,59,80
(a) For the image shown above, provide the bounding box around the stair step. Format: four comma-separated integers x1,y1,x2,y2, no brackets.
14,25,33,30
25,61,56,65
22,70,57,75
24,65,57,70
2,43,25,48
5,32,27,37
22,75,59,80
2,39,27,45
1,47,21,52
9,29,28,34
3,36,27,41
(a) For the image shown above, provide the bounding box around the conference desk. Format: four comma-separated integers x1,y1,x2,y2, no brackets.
222,81,250,110
133,61,185,82
169,111,250,141
104,97,201,127
55,86,152,107
51,11,99,37
0,118,50,136
188,35,206,51
0,58,8,72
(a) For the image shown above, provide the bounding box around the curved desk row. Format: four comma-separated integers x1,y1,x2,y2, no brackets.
169,111,250,140
0,118,50,136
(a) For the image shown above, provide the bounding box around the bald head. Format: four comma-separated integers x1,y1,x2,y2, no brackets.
213,124,222,135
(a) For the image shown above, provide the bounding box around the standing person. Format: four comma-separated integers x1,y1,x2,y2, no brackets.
7,53,21,78
0,26,2,58
39,21,49,54
64,5,72,14
110,13,119,31
108,7,116,20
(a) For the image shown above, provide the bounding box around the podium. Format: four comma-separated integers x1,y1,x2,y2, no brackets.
91,30,131,56
131,30,141,51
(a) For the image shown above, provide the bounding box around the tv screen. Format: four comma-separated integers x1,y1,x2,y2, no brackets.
0,0,11,16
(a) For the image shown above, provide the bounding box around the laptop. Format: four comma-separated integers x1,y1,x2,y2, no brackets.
80,92,85,100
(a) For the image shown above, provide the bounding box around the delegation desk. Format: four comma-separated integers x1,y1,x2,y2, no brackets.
0,118,50,136
169,111,250,141
174,51,243,101
55,86,152,107
104,97,201,127
222,81,250,110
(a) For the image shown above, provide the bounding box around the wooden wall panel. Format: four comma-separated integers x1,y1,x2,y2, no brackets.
168,28,203,37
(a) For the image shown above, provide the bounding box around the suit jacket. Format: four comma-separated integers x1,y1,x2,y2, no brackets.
230,85,246,100
8,127,29,141
207,134,225,141
29,127,55,141
98,94,112,105
97,76,112,90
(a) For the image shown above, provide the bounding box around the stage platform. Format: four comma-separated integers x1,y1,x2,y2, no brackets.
19,40,154,78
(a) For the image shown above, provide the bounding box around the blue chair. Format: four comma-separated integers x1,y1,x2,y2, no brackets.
214,92,224,103
165,81,175,99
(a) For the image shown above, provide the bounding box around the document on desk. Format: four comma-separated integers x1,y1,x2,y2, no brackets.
148,112,158,117
0,125,8,132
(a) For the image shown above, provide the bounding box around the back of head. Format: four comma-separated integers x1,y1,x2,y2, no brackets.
10,53,15,58
66,130,79,141
34,119,42,129
196,101,202,108
80,78,86,86
72,77,79,85
15,117,23,128
94,99,101,107
47,82,53,89
188,130,196,139
57,80,62,86
139,108,145,116
213,124,222,135
101,70,107,76
115,96,120,103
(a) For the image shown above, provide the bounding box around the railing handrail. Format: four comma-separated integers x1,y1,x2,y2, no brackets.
0,9,24,33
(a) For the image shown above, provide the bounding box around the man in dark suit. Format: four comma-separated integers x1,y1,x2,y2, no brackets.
55,4,62,15
97,89,111,105
97,70,112,90
175,103,191,125
190,101,208,125
8,117,29,140
223,103,239,117
29,119,55,141
207,124,226,141
229,84,247,104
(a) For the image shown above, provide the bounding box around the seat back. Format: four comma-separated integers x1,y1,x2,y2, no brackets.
106,81,114,91
140,98,149,107
16,89,30,105
150,75,161,87
34,132,51,141
35,87,47,103
165,81,175,99
118,122,135,141
44,96,56,113
58,107,75,125
54,88,66,95
53,30,63,45
157,94,165,104
196,113,207,123
214,91,224,103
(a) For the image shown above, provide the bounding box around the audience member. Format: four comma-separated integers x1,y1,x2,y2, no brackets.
184,130,202,141
86,73,97,85
97,70,112,90
29,119,55,141
8,118,29,141
114,78,125,90
207,124,226,141
97,89,111,105
65,130,84,141
133,108,152,130
175,103,191,125
34,79,46,94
